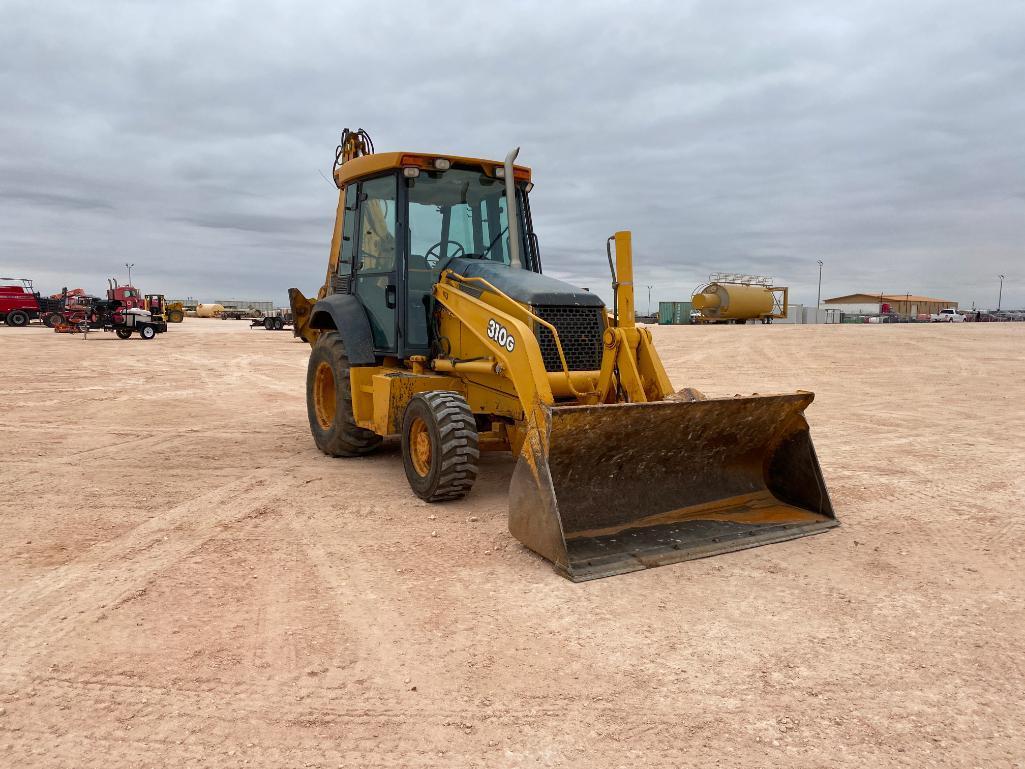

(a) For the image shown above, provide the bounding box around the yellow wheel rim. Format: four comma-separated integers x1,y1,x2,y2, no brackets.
409,417,432,477
313,362,336,430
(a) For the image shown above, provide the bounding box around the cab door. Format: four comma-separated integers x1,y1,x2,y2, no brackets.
352,174,399,352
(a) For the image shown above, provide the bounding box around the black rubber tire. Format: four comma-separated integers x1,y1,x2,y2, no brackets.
6,310,29,327
168,309,184,323
274,317,284,330
264,317,275,330
116,327,133,339
306,331,382,457
139,325,156,340
400,391,479,502
44,313,64,328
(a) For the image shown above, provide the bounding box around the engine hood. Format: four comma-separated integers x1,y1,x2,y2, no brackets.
446,258,604,308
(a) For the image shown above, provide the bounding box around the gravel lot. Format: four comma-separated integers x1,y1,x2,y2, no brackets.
2,319,1023,768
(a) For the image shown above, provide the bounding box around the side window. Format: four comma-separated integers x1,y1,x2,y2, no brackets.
357,176,397,273
338,184,358,273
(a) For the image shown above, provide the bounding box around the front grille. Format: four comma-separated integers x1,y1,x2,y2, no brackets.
532,305,605,372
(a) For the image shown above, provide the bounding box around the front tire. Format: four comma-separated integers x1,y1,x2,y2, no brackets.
116,327,133,339
306,331,381,457
44,313,65,328
401,391,479,502
6,310,29,327
139,325,156,340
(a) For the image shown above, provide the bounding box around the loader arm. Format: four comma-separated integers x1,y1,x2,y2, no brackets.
434,236,674,411
434,232,836,581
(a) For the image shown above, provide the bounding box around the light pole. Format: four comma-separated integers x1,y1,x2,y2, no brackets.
645,284,653,316
998,274,1005,311
125,263,135,286
816,260,823,322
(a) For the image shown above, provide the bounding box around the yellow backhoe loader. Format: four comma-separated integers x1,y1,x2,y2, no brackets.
289,129,837,581
145,294,185,323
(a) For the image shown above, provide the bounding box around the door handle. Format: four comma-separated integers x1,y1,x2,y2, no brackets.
385,284,396,309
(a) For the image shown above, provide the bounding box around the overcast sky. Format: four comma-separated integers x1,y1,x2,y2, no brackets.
1,0,1023,310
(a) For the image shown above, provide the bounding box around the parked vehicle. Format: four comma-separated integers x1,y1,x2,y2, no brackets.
106,279,146,311
113,308,164,339
930,308,965,323
0,278,64,326
221,307,261,320
251,309,293,330
54,297,166,339
39,288,103,327
145,294,185,324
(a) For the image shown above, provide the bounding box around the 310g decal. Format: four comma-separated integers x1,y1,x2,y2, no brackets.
486,319,516,352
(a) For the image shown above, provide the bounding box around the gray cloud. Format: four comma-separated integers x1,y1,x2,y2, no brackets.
1,0,1023,309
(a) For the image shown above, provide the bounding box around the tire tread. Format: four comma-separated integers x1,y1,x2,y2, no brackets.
307,332,381,457
406,391,479,502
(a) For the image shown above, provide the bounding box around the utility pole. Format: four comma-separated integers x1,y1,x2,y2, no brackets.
645,285,653,316
998,274,1005,311
816,260,823,323
125,263,135,286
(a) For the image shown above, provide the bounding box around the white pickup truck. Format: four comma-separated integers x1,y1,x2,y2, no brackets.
930,308,965,323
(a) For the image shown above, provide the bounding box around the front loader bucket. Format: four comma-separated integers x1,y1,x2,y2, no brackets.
508,393,836,581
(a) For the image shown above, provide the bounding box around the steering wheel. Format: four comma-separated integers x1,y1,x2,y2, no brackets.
424,240,465,268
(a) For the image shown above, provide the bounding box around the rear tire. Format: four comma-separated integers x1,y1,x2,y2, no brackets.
116,327,133,339
6,310,29,327
139,325,156,340
306,331,382,457
44,313,65,328
274,317,284,330
264,317,275,330
401,391,479,502
168,309,184,323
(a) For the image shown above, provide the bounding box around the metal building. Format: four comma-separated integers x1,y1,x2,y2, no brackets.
823,293,958,319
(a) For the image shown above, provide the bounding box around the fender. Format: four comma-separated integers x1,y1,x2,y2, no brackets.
308,293,376,365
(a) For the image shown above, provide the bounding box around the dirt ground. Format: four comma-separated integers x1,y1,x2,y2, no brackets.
1,319,1023,768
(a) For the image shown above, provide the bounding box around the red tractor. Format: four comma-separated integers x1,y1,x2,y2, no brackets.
44,288,100,328
106,279,146,311
0,277,64,327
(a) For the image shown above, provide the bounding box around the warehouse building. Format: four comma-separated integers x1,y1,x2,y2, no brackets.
823,293,958,318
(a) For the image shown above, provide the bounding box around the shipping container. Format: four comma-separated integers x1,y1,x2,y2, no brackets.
778,303,804,323
658,301,692,325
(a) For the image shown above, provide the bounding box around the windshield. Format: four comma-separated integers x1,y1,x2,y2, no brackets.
406,169,529,270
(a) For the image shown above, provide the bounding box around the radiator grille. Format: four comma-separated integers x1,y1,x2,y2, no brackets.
532,305,605,372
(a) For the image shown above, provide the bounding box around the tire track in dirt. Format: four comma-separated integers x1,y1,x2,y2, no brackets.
285,505,417,692
0,467,300,665
2,417,297,477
